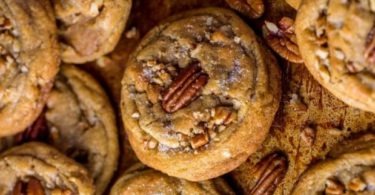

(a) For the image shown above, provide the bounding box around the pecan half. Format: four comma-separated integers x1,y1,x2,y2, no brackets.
365,26,375,64
249,152,288,195
162,63,208,113
263,17,303,64
225,0,264,18
15,112,49,144
13,178,45,195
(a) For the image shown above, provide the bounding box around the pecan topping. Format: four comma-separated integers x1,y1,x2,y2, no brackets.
249,152,288,195
162,63,208,113
15,112,49,144
348,177,366,192
365,26,375,64
325,178,345,195
190,133,209,149
300,126,315,146
13,178,45,195
0,16,12,31
263,17,303,64
225,0,264,18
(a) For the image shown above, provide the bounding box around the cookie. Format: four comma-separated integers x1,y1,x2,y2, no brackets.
14,65,119,194
229,63,375,195
292,133,375,194
53,0,132,63
0,0,59,136
121,7,281,181
110,163,234,195
0,142,94,194
295,0,375,113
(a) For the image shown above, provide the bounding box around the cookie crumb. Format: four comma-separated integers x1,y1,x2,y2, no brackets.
234,36,241,44
126,27,138,39
131,112,140,119
222,150,231,158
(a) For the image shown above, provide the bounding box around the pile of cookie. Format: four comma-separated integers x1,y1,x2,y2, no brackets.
0,0,374,194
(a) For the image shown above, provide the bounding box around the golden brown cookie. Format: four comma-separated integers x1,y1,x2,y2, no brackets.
53,0,132,63
296,0,375,113
121,7,281,181
0,142,94,194
0,0,59,137
229,63,375,195
292,133,375,194
11,65,119,195
110,164,234,195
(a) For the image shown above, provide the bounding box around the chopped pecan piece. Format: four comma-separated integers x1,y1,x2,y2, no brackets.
162,63,208,113
300,126,315,146
263,17,303,64
212,107,237,125
225,0,264,18
13,178,45,195
348,177,366,192
15,112,49,144
190,133,209,149
325,178,345,195
365,26,375,64
0,16,12,31
249,152,288,195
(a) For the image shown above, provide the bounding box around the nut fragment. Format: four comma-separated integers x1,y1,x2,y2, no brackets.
300,126,315,146
365,26,375,64
162,63,208,113
190,133,209,149
348,177,366,192
13,178,45,195
262,17,303,63
212,107,237,125
225,0,264,18
15,112,49,144
249,153,288,195
325,178,345,195
0,16,12,31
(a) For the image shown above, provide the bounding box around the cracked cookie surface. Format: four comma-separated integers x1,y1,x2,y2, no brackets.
121,7,281,181
296,0,375,113
0,0,59,137
53,0,132,63
0,142,94,195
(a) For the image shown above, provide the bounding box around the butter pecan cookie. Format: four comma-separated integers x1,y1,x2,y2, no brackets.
0,142,94,194
0,0,59,136
292,134,375,194
230,63,375,195
53,0,132,63
296,0,375,113
121,8,281,181
110,163,234,195
14,65,119,194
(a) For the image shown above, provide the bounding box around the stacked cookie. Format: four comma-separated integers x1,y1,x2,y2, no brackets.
0,0,131,194
1,0,375,194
